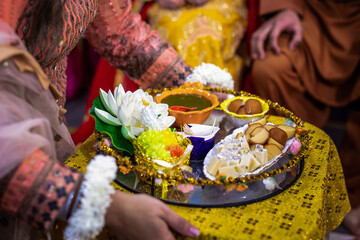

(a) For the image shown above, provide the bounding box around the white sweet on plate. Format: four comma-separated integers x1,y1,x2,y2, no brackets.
239,152,261,172
203,123,295,180
207,156,227,176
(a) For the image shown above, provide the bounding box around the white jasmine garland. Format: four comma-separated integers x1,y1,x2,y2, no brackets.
185,63,234,90
64,155,117,240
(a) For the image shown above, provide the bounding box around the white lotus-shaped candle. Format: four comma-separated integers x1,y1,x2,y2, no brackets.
94,84,175,140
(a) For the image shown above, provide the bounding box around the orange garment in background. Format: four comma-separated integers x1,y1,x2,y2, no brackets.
253,0,360,127
251,0,360,207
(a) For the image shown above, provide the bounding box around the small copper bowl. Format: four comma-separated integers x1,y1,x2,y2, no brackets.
155,88,219,127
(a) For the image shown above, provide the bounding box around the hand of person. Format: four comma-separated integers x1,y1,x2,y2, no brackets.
105,191,200,240
343,206,360,236
251,9,303,60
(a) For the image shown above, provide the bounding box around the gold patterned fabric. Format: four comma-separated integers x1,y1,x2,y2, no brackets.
147,0,247,82
63,116,350,240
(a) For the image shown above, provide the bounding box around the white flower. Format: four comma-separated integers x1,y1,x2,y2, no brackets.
185,63,234,89
140,104,175,131
95,84,174,140
263,177,277,191
98,84,127,117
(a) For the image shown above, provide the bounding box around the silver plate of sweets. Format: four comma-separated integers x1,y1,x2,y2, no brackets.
114,101,305,207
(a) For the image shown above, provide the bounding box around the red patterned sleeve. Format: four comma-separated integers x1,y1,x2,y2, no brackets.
1,150,82,231
85,0,192,89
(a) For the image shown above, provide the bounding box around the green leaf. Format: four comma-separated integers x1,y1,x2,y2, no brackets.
219,175,227,181
116,171,140,189
90,97,134,155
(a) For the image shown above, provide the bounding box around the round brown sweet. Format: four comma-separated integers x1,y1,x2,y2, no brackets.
244,99,262,114
236,106,247,115
249,126,269,145
228,99,243,113
268,128,288,146
244,123,262,141
278,125,296,139
264,124,276,131
264,144,283,161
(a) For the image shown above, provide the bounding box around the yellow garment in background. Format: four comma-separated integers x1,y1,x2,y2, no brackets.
147,0,247,83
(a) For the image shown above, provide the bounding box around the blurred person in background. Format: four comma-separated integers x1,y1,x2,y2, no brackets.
250,1,360,235
148,0,248,89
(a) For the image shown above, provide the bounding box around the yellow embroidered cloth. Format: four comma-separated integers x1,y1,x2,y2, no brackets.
62,116,350,240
